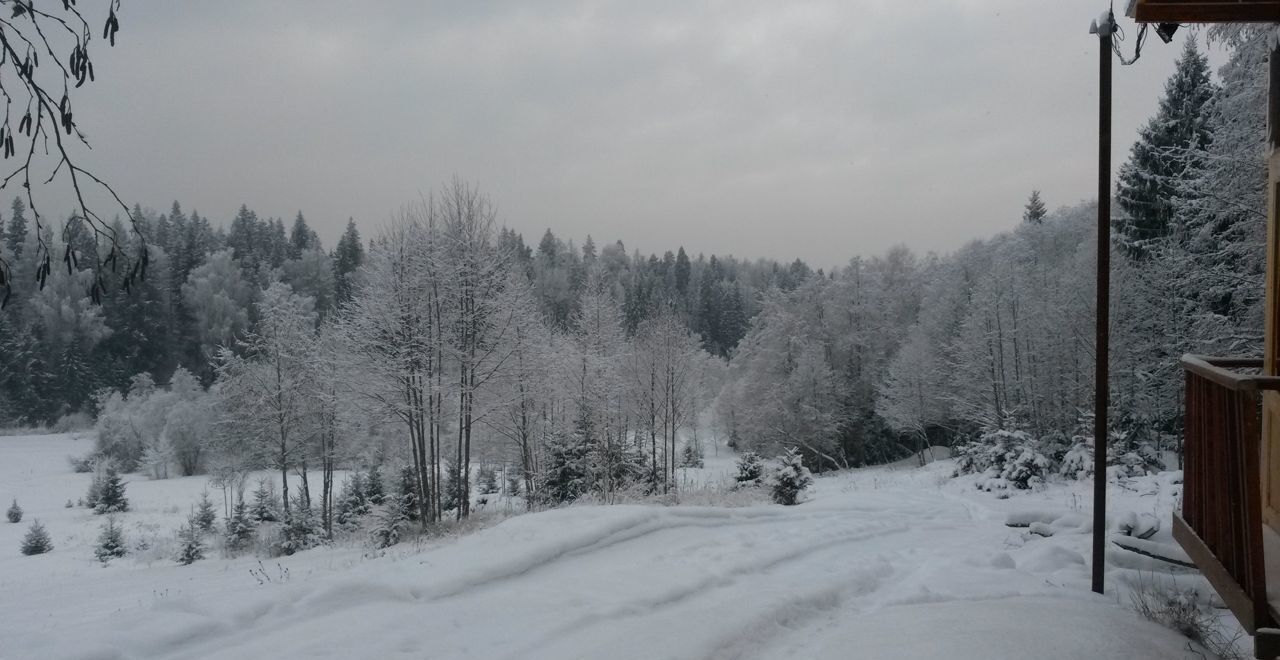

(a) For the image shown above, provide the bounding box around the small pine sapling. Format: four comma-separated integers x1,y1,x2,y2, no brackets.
20,519,52,555
370,501,408,549
735,451,764,486
249,479,279,522
681,442,705,468
478,465,499,495
501,470,517,498
364,465,385,505
770,448,813,506
278,497,323,556
194,491,218,533
95,517,127,562
224,498,256,553
442,461,464,511
396,465,421,522
335,473,371,528
94,464,129,514
176,515,204,565
6,498,22,523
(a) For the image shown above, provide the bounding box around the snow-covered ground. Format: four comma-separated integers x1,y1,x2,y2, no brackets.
1,433,1226,659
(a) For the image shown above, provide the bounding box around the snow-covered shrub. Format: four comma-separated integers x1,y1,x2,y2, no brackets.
1060,437,1093,479
335,473,371,529
176,516,205,565
1128,576,1242,658
735,451,764,486
999,447,1051,490
370,503,409,549
93,370,216,477
224,499,256,554
956,430,1051,492
95,517,127,562
67,453,97,473
93,464,129,514
680,442,705,468
770,448,813,506
6,498,21,523
277,500,324,556
194,491,218,533
20,519,52,555
1037,430,1071,464
541,432,590,504
163,368,215,476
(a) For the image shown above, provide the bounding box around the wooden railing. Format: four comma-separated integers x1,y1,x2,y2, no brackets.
1176,354,1280,634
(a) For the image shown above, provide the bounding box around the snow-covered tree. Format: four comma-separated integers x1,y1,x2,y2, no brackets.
182,249,254,379
176,515,204,565
224,498,257,553
94,517,127,562
770,448,813,505
20,519,52,555
194,491,218,533
216,282,318,515
93,464,129,514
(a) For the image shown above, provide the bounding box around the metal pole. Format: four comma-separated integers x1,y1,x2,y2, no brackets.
1092,11,1113,596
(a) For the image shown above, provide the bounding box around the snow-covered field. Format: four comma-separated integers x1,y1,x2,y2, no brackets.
0,433,1227,659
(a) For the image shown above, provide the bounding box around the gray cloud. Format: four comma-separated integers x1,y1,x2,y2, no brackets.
54,1,1204,268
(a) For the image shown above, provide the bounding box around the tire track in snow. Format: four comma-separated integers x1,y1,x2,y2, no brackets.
500,520,912,660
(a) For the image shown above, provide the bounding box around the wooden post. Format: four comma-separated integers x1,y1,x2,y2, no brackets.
1092,11,1113,596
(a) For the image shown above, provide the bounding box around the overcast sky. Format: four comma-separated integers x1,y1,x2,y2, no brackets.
60,1,1210,269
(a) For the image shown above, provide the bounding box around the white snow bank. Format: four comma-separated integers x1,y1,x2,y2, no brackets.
788,596,1194,660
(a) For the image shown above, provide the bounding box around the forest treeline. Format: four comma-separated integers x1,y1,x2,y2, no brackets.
0,26,1268,530
722,26,1267,477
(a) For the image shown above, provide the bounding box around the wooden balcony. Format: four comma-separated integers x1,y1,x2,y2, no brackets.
1177,355,1280,653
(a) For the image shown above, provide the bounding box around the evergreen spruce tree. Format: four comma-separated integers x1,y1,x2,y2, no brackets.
249,479,279,522
279,496,323,555
442,461,464,512
6,498,21,523
735,451,764,486
1022,190,1047,224
176,515,204,565
370,500,409,549
224,498,256,553
289,211,318,259
396,464,420,522
332,218,364,304
194,491,218,533
541,431,591,504
680,442,705,468
506,470,522,497
20,519,51,555
770,448,813,506
363,465,385,505
335,473,370,528
1116,38,1215,253
94,464,129,514
94,516,127,562
4,196,25,259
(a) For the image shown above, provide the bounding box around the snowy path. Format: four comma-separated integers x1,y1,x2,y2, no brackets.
1,436,1201,659
13,478,1194,659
